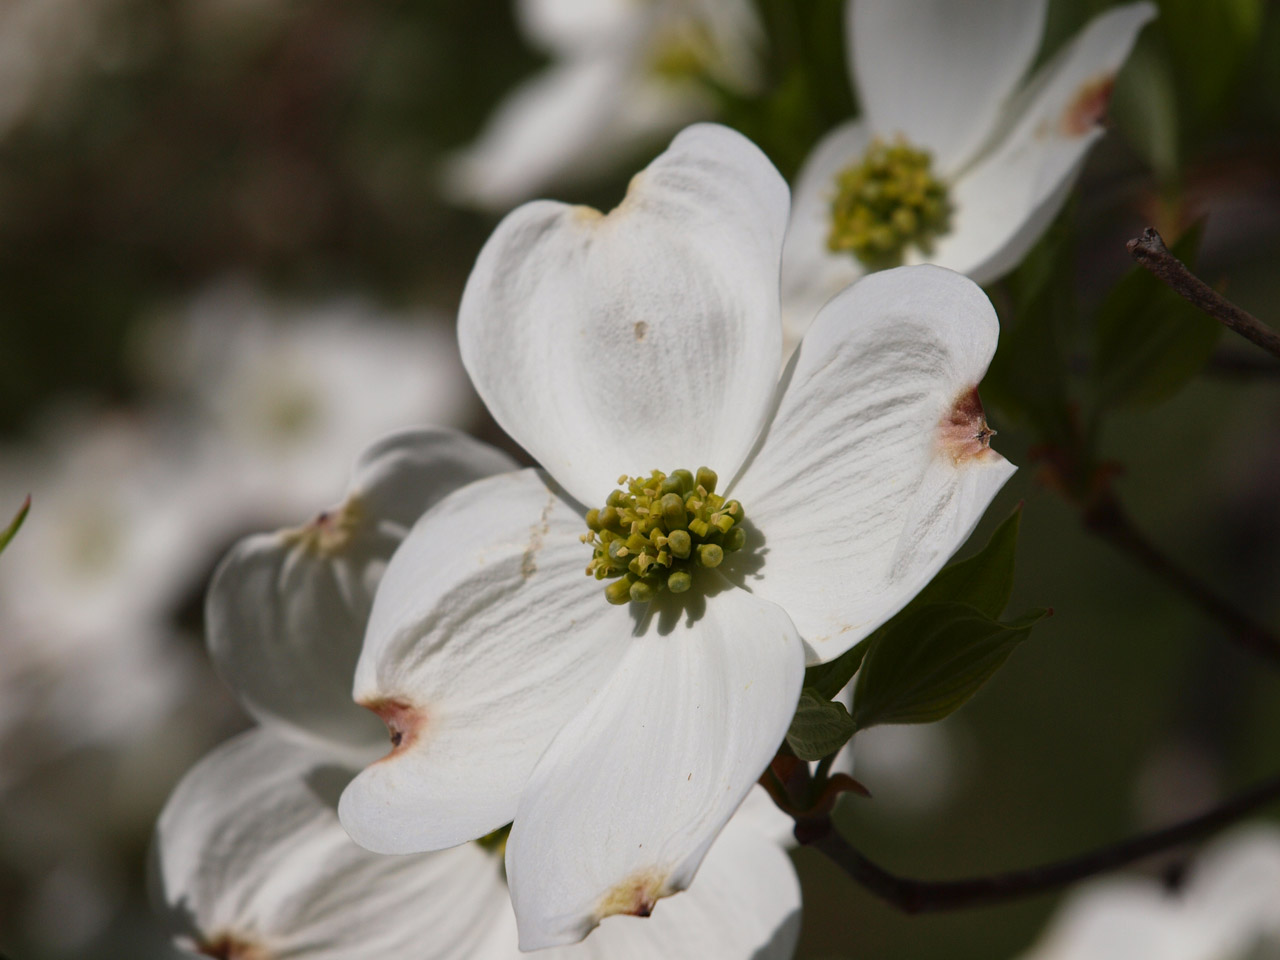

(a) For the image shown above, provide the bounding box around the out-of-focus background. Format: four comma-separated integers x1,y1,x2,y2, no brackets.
0,0,1277,957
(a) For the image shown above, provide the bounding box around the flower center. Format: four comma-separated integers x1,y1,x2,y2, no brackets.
828,137,952,269
477,823,511,858
282,495,363,557
583,467,746,605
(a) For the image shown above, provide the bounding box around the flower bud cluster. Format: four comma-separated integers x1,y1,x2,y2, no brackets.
827,137,951,269
583,467,745,605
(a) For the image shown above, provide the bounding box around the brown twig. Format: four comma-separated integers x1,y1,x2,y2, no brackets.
1083,492,1280,667
807,769,1280,914
1127,228,1280,360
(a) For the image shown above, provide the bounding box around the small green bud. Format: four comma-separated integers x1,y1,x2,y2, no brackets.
687,517,710,539
724,526,747,552
712,514,735,535
667,570,692,593
585,508,601,531
668,529,692,558
669,469,694,494
605,578,633,605
660,493,688,530
697,543,724,568
695,467,718,494
629,579,656,603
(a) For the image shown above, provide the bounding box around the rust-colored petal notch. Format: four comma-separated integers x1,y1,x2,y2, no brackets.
939,386,997,464
198,933,268,960
596,867,671,921
360,697,425,759
1060,73,1116,137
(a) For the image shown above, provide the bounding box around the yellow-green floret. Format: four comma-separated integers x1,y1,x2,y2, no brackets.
583,467,747,605
828,137,952,269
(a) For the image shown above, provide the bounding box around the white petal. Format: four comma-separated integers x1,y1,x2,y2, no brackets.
505,585,804,949
732,265,1016,664
206,429,516,751
780,119,870,352
153,729,508,960
458,122,789,508
516,0,640,54
849,0,1047,173
338,469,633,854
442,58,633,213
931,2,1157,284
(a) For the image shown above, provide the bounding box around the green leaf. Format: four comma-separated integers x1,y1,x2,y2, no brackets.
1157,0,1265,123
800,505,1024,700
1109,38,1180,184
852,603,1048,731
983,216,1077,448
1094,223,1220,410
911,506,1022,619
786,687,857,761
0,496,29,555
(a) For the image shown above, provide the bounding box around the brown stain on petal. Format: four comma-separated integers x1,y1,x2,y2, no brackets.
198,934,269,960
939,386,996,464
597,868,671,921
360,697,423,760
521,490,555,580
634,321,649,342
1060,73,1116,137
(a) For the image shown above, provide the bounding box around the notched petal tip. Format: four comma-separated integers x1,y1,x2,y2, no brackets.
280,494,364,557
1058,72,1116,138
596,867,672,922
360,696,425,758
939,386,997,464
197,933,269,960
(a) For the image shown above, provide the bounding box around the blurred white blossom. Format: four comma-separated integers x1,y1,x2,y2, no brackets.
782,0,1155,348
443,0,761,211
1017,826,1280,960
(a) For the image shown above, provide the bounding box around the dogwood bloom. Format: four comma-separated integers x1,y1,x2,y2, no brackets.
1016,826,1280,960
339,123,1016,948
161,426,798,960
443,0,760,211
153,729,800,960
782,0,1156,346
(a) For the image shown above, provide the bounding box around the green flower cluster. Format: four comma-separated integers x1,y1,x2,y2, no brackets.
583,467,746,605
828,137,952,269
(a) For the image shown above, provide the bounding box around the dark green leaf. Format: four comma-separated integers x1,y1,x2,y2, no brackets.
852,603,1048,731
1109,37,1180,183
786,687,857,761
803,639,871,702
0,496,29,555
1094,223,1219,410
911,506,1022,619
1157,0,1265,123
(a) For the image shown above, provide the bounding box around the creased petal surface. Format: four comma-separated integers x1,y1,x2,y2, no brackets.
732,265,1016,664
505,585,803,949
152,729,507,960
849,0,1047,174
780,119,871,351
206,429,515,750
339,469,633,854
458,123,789,507
931,2,1156,284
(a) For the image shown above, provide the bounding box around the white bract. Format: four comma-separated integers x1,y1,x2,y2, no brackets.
153,728,800,960
782,0,1156,347
443,0,761,211
1016,826,1280,960
339,123,1016,948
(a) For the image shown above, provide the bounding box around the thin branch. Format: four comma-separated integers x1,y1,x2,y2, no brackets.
1083,493,1280,667
808,769,1280,914
1127,228,1280,360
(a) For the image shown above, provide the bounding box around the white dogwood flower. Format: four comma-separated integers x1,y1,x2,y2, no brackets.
339,123,1016,948
1016,826,1280,960
782,0,1156,347
443,0,761,211
153,728,801,960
